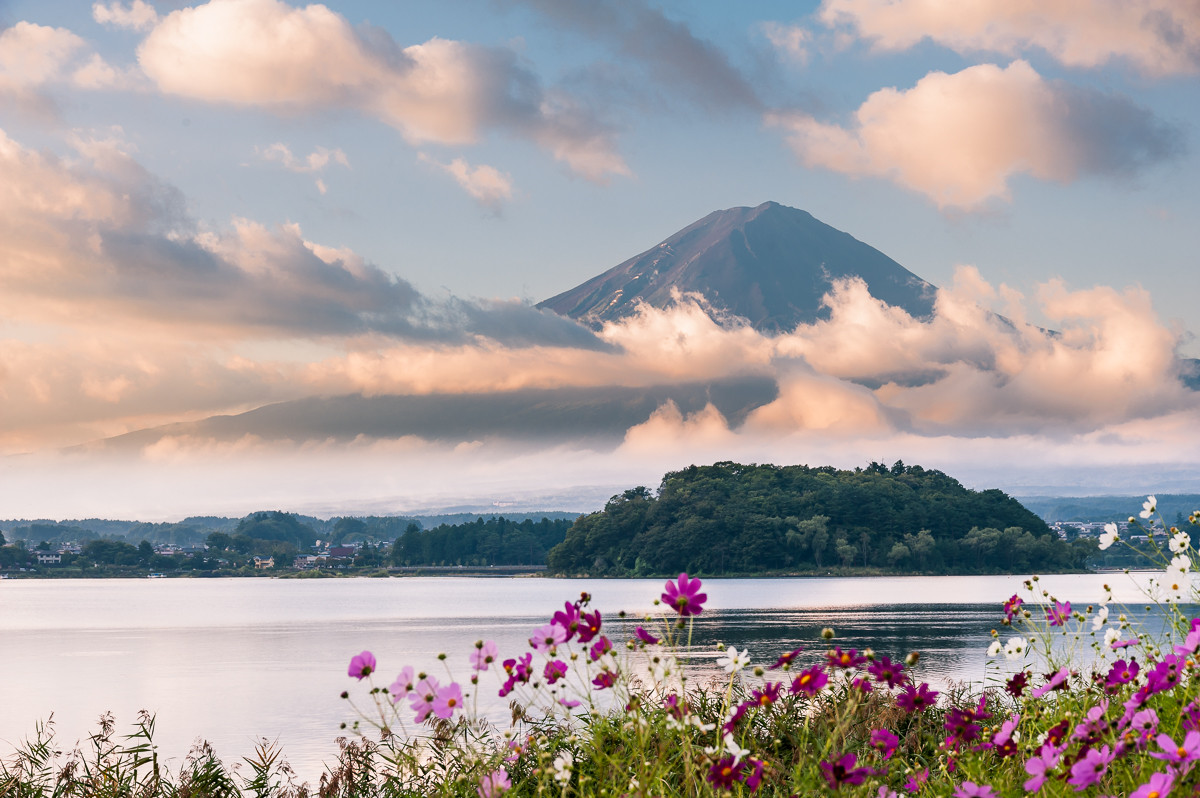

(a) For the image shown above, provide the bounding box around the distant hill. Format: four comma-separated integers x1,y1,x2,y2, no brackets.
547,461,1087,576
1017,494,1200,524
538,201,936,332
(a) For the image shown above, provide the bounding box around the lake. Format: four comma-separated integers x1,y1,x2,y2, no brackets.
0,573,1165,782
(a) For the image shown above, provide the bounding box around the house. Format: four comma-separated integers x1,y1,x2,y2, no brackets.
36,553,61,565
253,556,275,569
328,546,356,559
293,555,319,570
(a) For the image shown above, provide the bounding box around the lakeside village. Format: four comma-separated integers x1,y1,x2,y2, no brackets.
0,516,1149,578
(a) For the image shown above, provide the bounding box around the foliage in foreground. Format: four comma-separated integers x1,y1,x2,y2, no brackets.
4,497,1200,797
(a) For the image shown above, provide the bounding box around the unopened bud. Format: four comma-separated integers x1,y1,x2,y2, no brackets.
821,627,835,640
905,651,921,667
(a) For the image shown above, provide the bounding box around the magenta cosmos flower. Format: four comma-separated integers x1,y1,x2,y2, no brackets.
471,640,500,671
953,783,998,798
662,573,707,616
1047,600,1071,627
1131,771,1174,798
790,665,828,696
1150,730,1200,769
895,682,939,713
347,651,376,680
819,753,871,789
1067,745,1114,790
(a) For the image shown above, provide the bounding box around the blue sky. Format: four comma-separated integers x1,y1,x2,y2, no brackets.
1,0,1198,518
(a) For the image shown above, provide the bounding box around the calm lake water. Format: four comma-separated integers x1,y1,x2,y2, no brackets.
0,574,1167,782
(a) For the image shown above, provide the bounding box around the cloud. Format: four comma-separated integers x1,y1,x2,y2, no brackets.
135,0,628,180
0,20,138,99
92,0,159,31
419,154,514,212
768,60,1182,208
761,22,812,64
502,0,763,113
256,143,350,193
818,0,1200,76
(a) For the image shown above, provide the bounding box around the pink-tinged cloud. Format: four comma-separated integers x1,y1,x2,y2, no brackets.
136,0,628,180
419,154,514,212
769,61,1180,208
0,21,137,101
818,0,1200,76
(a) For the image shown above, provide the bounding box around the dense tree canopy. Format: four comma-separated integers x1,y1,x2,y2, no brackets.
547,461,1086,576
391,517,573,566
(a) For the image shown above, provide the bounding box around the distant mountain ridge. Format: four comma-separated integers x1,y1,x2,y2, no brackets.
539,201,936,331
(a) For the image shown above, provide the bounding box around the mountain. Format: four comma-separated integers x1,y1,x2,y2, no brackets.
73,377,780,452
538,201,936,332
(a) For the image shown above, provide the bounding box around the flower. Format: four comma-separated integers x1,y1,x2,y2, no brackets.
576,609,602,643
868,655,906,686
953,782,998,798
819,753,871,789
870,728,899,760
347,651,375,680
550,602,580,640
589,635,613,661
707,756,740,789
388,666,415,703
717,645,751,673
1031,667,1070,698
662,572,707,616
1023,741,1065,793
1092,605,1109,631
1142,495,1158,519
1183,700,1200,733
1067,744,1114,790
1149,730,1200,769
470,641,499,671
1005,671,1030,698
1099,523,1120,550
498,653,533,697
750,682,782,708
742,758,765,792
790,665,828,696
633,626,660,645
987,640,1001,657
1003,594,1024,621
432,682,463,720
409,676,441,723
1130,771,1174,798
543,659,568,685
1170,531,1191,554
1046,600,1071,627
895,681,939,713
827,646,867,669
769,647,804,669
551,751,573,784
529,622,567,651
1004,636,1027,660
904,769,929,792
477,768,511,798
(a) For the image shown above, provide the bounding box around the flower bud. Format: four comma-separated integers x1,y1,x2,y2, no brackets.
905,651,921,666
821,627,835,640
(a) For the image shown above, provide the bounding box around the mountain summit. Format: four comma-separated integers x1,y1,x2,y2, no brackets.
539,201,936,332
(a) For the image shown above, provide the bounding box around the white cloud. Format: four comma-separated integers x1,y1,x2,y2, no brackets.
93,0,160,32
420,154,514,212
818,0,1200,76
0,22,86,86
761,22,811,64
136,0,629,180
256,143,350,193
769,60,1180,208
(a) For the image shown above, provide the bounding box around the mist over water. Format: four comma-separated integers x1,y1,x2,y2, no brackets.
0,574,1172,782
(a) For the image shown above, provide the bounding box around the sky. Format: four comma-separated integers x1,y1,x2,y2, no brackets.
1,0,1199,520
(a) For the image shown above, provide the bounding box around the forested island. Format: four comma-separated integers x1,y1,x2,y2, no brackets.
3,460,1155,578
546,461,1093,576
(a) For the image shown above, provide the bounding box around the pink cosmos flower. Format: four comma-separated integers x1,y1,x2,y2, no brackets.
589,635,613,661
347,650,376,680
634,626,660,645
662,573,707,616
543,660,568,685
388,666,415,704
471,641,500,671
769,647,804,669
1150,730,1200,770
953,783,998,798
819,753,871,789
1003,594,1023,621
477,768,511,798
529,622,567,651
1104,658,1138,692
1031,667,1070,698
1067,745,1113,791
1023,741,1065,793
903,768,929,793
1130,771,1174,798
410,676,441,723
432,682,463,720
1047,600,1071,627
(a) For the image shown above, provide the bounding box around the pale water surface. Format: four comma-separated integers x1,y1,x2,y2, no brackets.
0,574,1164,782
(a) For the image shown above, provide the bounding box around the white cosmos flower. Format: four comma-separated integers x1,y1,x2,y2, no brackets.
1092,606,1109,631
1170,532,1191,554
1104,627,1122,647
1141,496,1157,519
1004,637,1027,660
716,646,751,673
988,640,1002,657
1171,554,1192,573
1098,523,1120,550
723,733,751,764
552,752,573,784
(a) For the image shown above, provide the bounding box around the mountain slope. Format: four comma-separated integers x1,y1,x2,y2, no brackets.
538,201,936,331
